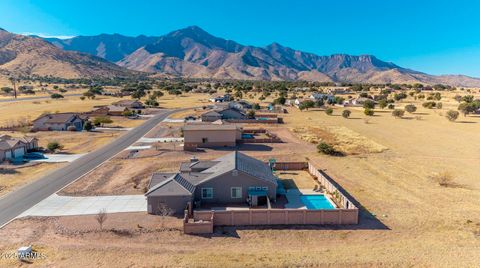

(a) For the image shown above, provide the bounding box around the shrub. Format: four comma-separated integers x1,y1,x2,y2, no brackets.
378,99,387,109
446,110,459,121
392,109,405,118
364,108,374,116
436,102,443,109
342,109,351,118
317,142,341,156
404,104,417,113
94,116,113,127
325,108,333,115
67,126,77,131
363,100,375,109
83,121,94,131
47,141,62,152
387,103,395,109
50,93,64,99
422,101,436,109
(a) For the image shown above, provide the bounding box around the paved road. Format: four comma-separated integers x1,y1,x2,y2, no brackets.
0,109,174,228
0,93,82,103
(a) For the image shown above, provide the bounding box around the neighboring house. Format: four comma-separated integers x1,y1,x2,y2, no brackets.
209,96,226,103
310,93,335,103
146,151,278,214
228,100,252,110
345,97,375,106
183,123,242,151
327,88,350,95
32,113,87,131
111,100,144,109
0,135,38,162
90,105,130,116
201,108,246,122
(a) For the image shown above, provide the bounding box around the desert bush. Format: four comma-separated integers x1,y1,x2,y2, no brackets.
47,141,63,152
387,103,395,109
50,93,64,99
342,109,351,118
317,142,343,156
363,100,375,109
392,109,405,118
436,102,443,109
446,110,459,121
83,121,94,131
364,108,374,116
404,104,417,113
430,172,455,187
67,126,77,131
325,108,333,115
422,101,436,109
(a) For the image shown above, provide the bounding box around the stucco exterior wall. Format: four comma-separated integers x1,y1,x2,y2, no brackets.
193,170,277,204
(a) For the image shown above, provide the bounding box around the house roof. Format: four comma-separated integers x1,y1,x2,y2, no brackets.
146,151,277,197
145,174,194,197
34,113,83,124
112,100,143,106
199,151,277,186
183,123,239,131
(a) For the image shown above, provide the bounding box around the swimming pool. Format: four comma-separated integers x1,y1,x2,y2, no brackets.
300,194,336,210
242,133,254,139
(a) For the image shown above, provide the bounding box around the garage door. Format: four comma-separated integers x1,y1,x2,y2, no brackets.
13,147,25,158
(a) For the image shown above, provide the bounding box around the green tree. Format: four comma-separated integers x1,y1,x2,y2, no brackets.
299,100,315,111
378,99,387,109
364,108,374,116
93,116,113,127
47,141,63,152
363,100,375,109
50,93,64,99
325,108,333,115
83,121,94,131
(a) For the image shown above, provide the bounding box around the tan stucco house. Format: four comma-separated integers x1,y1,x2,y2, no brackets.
183,123,242,151
146,151,278,214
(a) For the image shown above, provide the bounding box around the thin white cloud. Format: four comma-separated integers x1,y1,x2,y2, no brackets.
19,32,76,39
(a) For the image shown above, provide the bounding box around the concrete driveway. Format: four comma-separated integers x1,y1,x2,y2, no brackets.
30,154,86,163
19,194,147,217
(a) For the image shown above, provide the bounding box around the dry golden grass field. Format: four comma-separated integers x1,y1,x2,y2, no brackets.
1,90,480,267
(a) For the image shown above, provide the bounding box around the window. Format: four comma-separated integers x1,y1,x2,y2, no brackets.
201,188,213,199
262,187,268,191
202,138,208,144
255,187,262,191
231,187,242,199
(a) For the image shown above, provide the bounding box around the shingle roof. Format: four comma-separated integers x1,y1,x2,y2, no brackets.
146,152,277,196
199,151,277,186
183,124,238,131
34,113,80,124
145,173,195,197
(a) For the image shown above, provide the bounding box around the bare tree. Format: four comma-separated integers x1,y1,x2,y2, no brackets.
95,208,108,230
157,203,174,228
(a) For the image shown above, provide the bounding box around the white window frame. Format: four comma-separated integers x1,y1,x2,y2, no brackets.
262,187,268,191
231,187,242,199
255,186,262,191
201,188,213,199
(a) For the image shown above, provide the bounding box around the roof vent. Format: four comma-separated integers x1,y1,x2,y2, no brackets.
190,156,199,163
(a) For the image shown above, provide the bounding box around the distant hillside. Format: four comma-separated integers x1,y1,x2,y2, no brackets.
22,26,480,86
44,34,159,62
0,29,135,79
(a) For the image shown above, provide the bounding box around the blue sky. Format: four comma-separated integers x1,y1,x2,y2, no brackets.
1,0,480,77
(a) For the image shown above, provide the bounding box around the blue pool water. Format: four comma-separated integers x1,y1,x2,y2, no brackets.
300,195,335,210
242,133,254,139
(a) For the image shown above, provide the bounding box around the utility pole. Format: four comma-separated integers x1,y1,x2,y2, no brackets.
9,76,17,99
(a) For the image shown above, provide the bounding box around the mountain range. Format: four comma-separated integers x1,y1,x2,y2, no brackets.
1,26,480,86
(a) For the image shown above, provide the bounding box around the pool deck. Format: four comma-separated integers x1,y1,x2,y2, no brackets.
285,189,326,209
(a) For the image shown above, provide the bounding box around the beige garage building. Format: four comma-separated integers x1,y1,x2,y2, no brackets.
183,124,242,151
